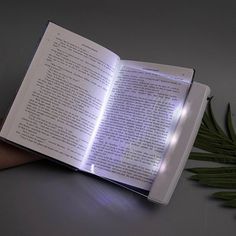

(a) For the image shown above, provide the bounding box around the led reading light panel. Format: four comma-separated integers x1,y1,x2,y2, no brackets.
77,63,192,191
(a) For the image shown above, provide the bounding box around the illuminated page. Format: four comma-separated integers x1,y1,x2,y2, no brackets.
0,22,120,168
80,61,193,190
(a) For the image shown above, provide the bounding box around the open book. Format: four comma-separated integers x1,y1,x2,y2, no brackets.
0,22,210,204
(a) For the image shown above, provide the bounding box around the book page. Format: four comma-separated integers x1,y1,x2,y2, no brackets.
79,61,193,190
0,22,120,168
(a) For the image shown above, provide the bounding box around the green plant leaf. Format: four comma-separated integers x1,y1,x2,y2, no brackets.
208,99,228,138
194,140,236,156
199,178,236,189
190,172,236,181
223,199,236,208
213,191,236,200
197,132,236,145
186,166,236,174
187,99,236,209
189,152,236,164
202,112,216,131
226,103,236,143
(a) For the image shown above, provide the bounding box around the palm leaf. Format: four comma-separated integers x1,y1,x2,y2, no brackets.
208,99,228,138
186,166,236,174
213,191,236,200
199,178,236,189
226,103,236,143
187,100,236,208
224,199,236,208
189,152,236,164
190,173,236,181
